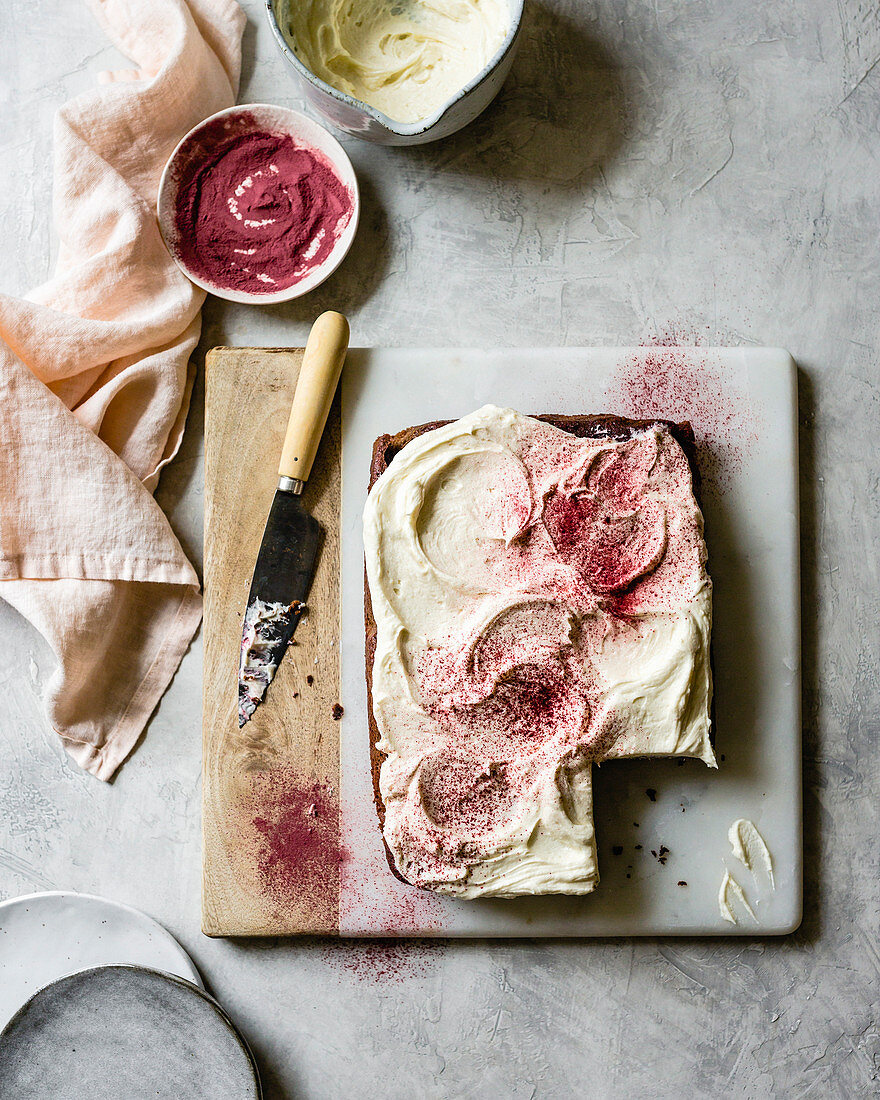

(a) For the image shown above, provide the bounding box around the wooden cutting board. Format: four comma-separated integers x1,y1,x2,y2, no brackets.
203,347,341,936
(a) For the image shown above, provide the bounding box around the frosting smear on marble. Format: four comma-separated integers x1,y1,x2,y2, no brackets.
364,406,714,898
718,869,756,925
729,818,775,890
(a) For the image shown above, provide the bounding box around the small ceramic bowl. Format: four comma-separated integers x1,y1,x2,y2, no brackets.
157,104,360,304
266,0,525,146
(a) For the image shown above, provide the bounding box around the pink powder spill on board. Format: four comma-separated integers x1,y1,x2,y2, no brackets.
172,114,353,293
606,346,756,496
339,833,447,934
320,839,446,984
244,767,445,976
247,768,339,923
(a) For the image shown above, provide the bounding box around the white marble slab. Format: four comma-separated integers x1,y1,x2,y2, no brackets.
340,347,800,935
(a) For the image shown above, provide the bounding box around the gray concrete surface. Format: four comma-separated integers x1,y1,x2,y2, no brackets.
1,0,878,1096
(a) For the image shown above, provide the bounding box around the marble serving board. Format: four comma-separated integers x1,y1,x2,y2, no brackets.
204,346,801,938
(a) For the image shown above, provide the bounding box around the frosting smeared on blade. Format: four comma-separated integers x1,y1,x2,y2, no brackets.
238,599,304,726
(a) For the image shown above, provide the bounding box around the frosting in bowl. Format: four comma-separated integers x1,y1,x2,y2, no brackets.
364,407,714,899
283,0,509,124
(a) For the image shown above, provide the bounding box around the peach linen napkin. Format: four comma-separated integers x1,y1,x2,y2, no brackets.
0,0,245,779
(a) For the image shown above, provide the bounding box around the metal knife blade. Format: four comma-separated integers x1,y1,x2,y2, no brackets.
238,489,322,726
237,311,349,727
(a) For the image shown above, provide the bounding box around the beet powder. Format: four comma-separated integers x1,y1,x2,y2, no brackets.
172,116,353,294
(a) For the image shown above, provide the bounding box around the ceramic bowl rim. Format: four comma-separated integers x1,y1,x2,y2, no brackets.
156,103,360,305
264,0,525,137
0,964,262,1097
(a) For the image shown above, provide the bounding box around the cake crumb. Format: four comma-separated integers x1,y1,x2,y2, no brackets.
306,675,314,686
677,880,687,887
612,845,623,856
646,788,657,802
332,703,344,720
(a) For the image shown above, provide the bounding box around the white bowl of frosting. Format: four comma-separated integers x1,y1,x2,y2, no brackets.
266,0,524,145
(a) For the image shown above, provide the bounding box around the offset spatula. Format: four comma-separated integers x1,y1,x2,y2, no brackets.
238,311,349,726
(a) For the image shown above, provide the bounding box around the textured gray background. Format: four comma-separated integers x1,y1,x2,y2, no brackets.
1,0,879,1096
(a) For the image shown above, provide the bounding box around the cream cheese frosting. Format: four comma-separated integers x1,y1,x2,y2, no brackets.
283,0,509,124
364,406,714,898
718,869,756,925
728,819,774,890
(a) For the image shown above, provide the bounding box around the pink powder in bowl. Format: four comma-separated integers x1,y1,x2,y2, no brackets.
160,107,357,299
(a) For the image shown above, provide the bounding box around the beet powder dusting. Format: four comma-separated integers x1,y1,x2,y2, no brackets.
172,118,352,294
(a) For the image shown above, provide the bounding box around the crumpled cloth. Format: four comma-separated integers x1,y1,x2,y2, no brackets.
0,0,245,779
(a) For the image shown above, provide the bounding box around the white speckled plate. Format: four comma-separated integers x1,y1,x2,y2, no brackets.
0,891,202,1031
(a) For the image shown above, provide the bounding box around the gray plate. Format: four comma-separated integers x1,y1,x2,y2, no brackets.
0,965,262,1099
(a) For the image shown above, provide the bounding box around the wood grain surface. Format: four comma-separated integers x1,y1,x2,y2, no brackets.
203,348,341,937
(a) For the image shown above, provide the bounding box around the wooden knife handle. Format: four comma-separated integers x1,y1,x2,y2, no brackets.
278,311,350,482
